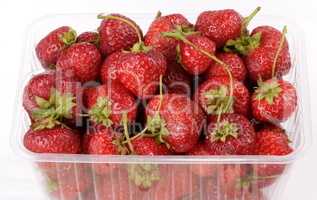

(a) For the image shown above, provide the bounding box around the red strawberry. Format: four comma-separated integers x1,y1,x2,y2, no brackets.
100,51,124,84
86,127,126,175
163,61,192,95
206,52,247,82
252,125,293,188
188,143,217,177
176,34,216,75
244,26,291,81
56,42,102,83
47,165,92,200
251,79,297,122
36,26,77,69
83,81,137,127
196,7,261,48
145,94,202,153
205,114,256,155
77,31,99,46
24,126,80,153
144,13,192,61
114,44,167,98
22,71,81,128
196,9,243,48
131,137,171,156
98,13,142,55
196,76,250,117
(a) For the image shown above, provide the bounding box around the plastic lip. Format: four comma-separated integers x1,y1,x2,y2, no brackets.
11,13,312,165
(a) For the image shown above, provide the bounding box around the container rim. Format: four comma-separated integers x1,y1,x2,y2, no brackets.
10,12,312,165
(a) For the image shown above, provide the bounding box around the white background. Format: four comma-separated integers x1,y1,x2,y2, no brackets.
0,0,316,199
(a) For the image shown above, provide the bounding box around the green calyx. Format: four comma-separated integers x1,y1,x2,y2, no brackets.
146,113,169,146
112,136,130,155
224,7,262,55
31,89,75,131
210,120,239,142
204,85,234,115
59,28,77,46
127,164,161,189
255,79,282,104
224,32,261,55
161,25,197,42
88,97,113,127
130,41,152,53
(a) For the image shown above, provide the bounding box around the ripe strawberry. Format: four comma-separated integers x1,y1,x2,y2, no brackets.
83,81,137,127
36,26,77,69
205,114,256,155
251,79,297,122
144,13,192,61
188,143,217,177
47,165,92,200
196,7,261,48
244,26,291,81
163,61,192,95
196,76,250,117
98,13,142,55
206,52,247,82
252,125,293,188
77,31,99,46
146,94,202,153
56,42,102,83
100,51,124,84
196,9,243,48
176,34,216,75
24,126,80,153
86,127,126,175
22,71,81,128
114,44,167,98
131,137,171,156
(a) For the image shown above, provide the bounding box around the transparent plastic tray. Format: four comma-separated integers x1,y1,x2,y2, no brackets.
11,12,311,200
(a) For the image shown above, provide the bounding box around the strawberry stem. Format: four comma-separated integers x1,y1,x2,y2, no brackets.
122,112,134,153
122,127,148,144
241,7,261,35
155,11,162,19
97,14,143,43
272,26,287,78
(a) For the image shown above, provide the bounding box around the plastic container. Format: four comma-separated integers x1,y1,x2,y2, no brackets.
11,12,311,200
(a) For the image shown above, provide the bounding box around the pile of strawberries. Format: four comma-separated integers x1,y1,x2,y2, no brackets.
22,7,297,200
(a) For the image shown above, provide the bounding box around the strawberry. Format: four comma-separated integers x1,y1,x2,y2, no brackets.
206,52,247,82
196,9,242,48
56,42,102,83
77,31,99,46
47,165,92,200
22,71,81,128
163,61,192,95
226,25,291,82
196,76,250,117
86,127,126,175
251,125,293,188
97,13,142,55
251,79,297,122
196,7,261,48
144,13,192,61
36,26,77,69
23,126,80,153
131,137,171,156
83,81,137,127
205,114,256,155
100,51,124,84
114,44,167,98
145,94,203,153
188,143,217,177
